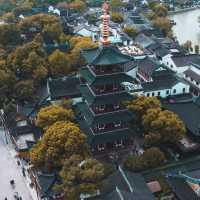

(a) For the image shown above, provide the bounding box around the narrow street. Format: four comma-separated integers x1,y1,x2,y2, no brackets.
0,127,33,200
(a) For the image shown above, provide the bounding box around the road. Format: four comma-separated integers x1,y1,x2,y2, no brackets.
0,127,33,200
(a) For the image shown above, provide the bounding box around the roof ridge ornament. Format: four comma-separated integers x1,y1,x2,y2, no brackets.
100,2,110,45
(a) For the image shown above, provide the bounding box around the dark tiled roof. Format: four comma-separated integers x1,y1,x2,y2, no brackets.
184,69,200,83
167,176,200,200
138,57,158,76
81,45,133,66
37,173,61,198
135,33,155,48
172,54,200,68
102,170,155,200
162,100,200,136
48,76,81,100
142,75,179,91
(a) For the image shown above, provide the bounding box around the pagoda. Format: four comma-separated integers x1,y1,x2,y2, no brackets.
77,2,134,152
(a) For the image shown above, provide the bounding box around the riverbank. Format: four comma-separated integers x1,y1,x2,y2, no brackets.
168,6,199,15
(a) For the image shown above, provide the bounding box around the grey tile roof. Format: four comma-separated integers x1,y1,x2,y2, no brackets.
48,75,81,100
167,176,200,200
135,33,155,48
184,69,200,83
172,54,200,68
162,99,200,136
142,75,179,91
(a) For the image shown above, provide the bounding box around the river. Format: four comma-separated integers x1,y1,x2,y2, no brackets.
170,8,200,47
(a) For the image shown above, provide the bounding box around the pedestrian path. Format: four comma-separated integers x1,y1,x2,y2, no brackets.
0,128,34,200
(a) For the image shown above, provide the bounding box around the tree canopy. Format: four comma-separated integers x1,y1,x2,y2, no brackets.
143,108,186,146
124,147,166,172
111,12,124,23
48,49,72,76
30,121,89,169
36,105,75,129
123,26,138,39
60,155,106,200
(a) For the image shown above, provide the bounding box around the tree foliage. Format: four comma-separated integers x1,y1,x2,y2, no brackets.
48,49,72,76
30,121,88,169
152,17,172,36
111,12,123,23
69,36,97,67
143,108,186,146
18,13,62,42
123,26,138,39
36,105,74,129
124,147,165,172
7,40,47,83
0,24,21,47
127,96,161,120
60,155,106,200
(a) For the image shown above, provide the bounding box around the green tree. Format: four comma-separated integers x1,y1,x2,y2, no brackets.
195,45,199,54
18,13,62,42
124,147,165,172
69,0,86,13
123,26,138,39
152,17,172,36
127,96,161,120
110,0,124,11
0,24,21,47
7,40,48,84
14,80,35,101
69,36,97,67
36,105,74,129
48,49,72,76
60,155,106,200
182,40,193,52
143,108,186,145
30,121,89,169
111,12,124,23
153,4,168,17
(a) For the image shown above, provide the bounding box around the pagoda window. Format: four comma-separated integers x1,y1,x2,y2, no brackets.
98,123,105,130
99,104,105,111
115,139,123,147
114,103,120,110
114,121,121,128
97,144,105,151
99,85,105,93
113,83,119,91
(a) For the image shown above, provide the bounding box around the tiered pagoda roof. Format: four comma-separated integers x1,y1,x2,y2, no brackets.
81,45,134,65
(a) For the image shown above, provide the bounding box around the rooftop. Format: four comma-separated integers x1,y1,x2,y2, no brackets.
81,45,134,66
172,54,200,68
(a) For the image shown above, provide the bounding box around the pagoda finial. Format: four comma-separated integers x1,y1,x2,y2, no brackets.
100,1,110,45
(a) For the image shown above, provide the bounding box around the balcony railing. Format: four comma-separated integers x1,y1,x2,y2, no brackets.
89,65,124,75
91,86,125,95
92,123,128,134
92,105,126,115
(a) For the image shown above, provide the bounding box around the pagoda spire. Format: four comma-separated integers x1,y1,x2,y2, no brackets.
100,2,110,45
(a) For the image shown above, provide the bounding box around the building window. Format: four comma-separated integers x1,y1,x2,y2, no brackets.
98,123,105,130
183,88,186,93
191,78,193,82
173,89,176,94
114,103,120,110
166,90,169,95
171,65,173,68
113,84,118,91
152,92,155,96
158,92,161,96
97,144,105,151
167,62,169,65
146,93,150,97
99,105,105,111
115,140,123,147
114,121,121,128
196,82,199,86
